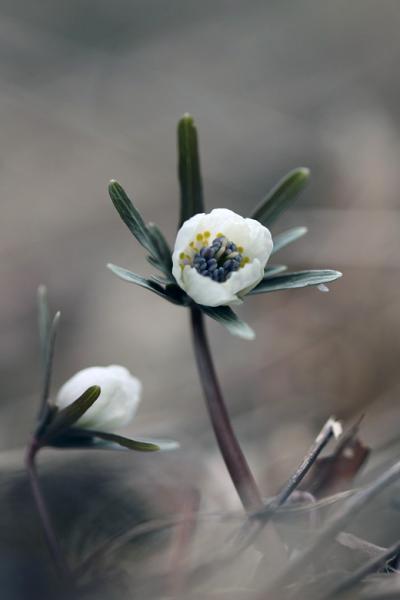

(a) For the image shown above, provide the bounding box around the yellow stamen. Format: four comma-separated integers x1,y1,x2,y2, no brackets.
216,232,224,238
196,233,203,241
238,246,244,253
204,230,211,238
179,252,185,260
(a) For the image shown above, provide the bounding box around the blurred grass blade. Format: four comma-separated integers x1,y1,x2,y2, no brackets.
41,311,61,410
264,265,288,277
42,385,101,441
109,180,156,255
271,226,308,255
250,270,342,295
178,114,204,227
37,285,50,372
108,263,182,305
200,305,255,340
36,286,61,428
250,167,310,226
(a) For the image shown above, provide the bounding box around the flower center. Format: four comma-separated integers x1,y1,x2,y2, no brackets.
179,231,250,283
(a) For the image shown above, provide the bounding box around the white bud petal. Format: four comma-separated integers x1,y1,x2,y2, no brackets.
55,365,142,432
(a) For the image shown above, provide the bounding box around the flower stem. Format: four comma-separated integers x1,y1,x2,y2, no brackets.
190,306,263,513
25,438,71,581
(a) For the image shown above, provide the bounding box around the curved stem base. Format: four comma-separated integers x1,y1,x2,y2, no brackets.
190,306,263,513
25,439,71,582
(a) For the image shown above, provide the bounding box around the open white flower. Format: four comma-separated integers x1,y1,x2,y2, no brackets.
55,365,142,432
172,208,273,307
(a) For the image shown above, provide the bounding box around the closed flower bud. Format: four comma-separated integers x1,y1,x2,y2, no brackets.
56,365,142,432
172,208,273,307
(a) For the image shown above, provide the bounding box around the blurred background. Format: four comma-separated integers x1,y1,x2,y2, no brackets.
2,0,400,509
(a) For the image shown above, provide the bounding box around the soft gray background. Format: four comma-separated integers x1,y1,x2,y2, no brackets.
2,0,400,504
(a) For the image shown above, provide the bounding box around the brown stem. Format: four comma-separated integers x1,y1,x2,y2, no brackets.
25,438,71,582
190,306,263,513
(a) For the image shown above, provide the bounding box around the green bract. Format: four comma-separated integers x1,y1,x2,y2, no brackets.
108,114,342,340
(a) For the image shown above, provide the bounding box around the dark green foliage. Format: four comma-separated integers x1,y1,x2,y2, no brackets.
250,167,310,226
177,114,204,227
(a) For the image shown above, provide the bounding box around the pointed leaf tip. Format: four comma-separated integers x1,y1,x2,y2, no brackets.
200,305,256,340
42,385,101,442
181,112,193,122
250,269,343,295
83,431,180,452
250,167,311,226
271,226,308,255
177,114,204,226
37,284,47,298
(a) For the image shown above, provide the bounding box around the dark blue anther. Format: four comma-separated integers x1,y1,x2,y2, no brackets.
204,248,214,259
192,236,244,282
223,259,233,271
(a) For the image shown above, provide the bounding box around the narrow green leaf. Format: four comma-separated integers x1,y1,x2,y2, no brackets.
107,263,183,305
88,431,162,452
49,429,179,452
147,222,174,280
109,181,175,280
42,385,101,441
200,305,255,340
150,273,171,285
131,437,180,451
109,180,156,255
250,168,310,226
178,114,204,227
249,270,343,295
147,222,172,263
264,265,288,277
271,226,308,255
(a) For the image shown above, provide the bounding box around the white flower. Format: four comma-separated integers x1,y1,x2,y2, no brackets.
55,365,142,432
172,208,273,307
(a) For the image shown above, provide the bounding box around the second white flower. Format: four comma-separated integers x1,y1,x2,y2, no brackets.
56,365,142,432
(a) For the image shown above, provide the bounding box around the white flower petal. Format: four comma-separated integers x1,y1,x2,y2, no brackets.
197,208,244,235
172,208,273,307
182,267,239,307
227,259,265,297
56,365,142,432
